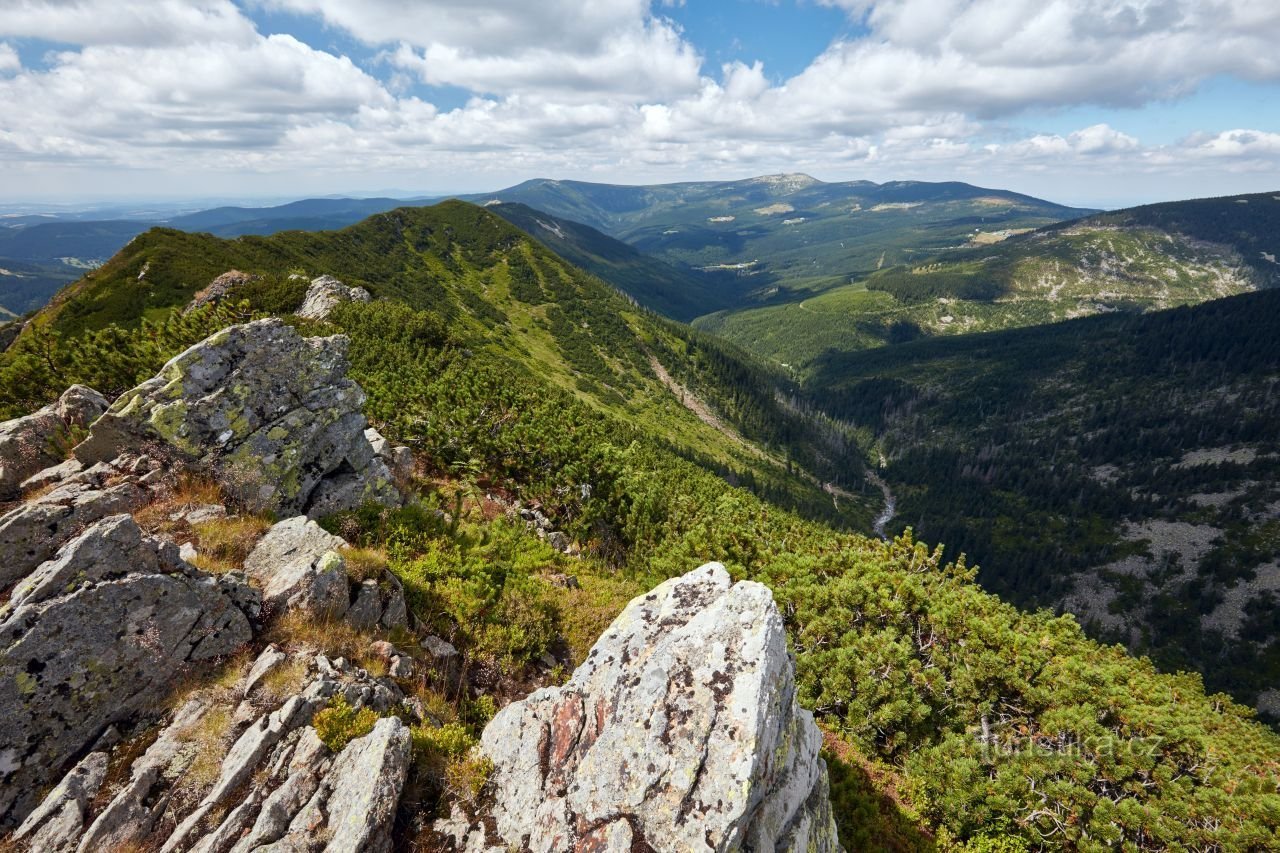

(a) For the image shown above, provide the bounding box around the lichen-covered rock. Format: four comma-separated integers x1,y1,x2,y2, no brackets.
12,751,108,852
433,562,843,853
297,274,372,320
0,514,255,828
73,318,398,517
0,384,108,499
245,515,350,618
0,469,149,591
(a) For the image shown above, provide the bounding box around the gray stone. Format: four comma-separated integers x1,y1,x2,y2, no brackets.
0,478,148,590
183,503,227,525
345,580,384,631
244,515,351,619
13,751,108,852
379,578,408,629
296,274,372,320
434,562,843,853
0,515,255,828
243,644,290,699
420,634,461,687
18,457,83,494
73,318,398,517
261,716,409,853
389,655,414,679
77,696,216,852
0,384,108,499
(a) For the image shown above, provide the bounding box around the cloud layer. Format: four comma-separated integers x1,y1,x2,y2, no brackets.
0,0,1277,202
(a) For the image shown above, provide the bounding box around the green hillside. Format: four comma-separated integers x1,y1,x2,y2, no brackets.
701,192,1278,373
1,200,1278,850
4,200,873,528
808,288,1280,721
464,174,1090,309
486,201,740,322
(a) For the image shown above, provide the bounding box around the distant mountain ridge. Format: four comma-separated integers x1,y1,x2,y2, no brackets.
699,190,1280,371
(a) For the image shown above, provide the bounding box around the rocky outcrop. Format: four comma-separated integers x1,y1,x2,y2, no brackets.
0,384,107,499
186,269,259,312
0,514,256,827
24,647,415,853
297,274,372,320
434,562,842,853
245,515,408,628
73,318,399,517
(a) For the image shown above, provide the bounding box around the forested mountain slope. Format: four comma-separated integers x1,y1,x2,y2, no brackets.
465,174,1089,310
0,200,1277,849
809,288,1280,721
701,192,1278,372
485,201,739,321
1,200,872,528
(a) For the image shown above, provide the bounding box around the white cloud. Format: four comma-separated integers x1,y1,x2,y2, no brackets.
0,0,257,47
0,0,1277,203
265,0,701,99
0,43,20,74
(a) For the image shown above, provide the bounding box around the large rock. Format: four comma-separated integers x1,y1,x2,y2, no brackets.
185,269,258,313
73,318,398,517
296,274,372,320
434,562,843,853
0,384,108,499
0,514,256,828
244,515,351,619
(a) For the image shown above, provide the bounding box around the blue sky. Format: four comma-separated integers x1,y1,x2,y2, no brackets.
1,1,1278,208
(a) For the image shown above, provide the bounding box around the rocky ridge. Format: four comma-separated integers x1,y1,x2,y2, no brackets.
0,317,842,850
434,562,842,853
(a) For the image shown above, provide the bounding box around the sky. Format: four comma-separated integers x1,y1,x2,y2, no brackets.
1,0,1278,208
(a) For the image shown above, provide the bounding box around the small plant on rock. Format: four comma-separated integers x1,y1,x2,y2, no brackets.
312,696,378,752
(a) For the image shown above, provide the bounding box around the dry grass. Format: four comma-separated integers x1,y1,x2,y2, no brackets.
258,658,309,701
263,610,396,677
343,546,390,582
133,471,224,534
177,704,234,791
191,515,272,573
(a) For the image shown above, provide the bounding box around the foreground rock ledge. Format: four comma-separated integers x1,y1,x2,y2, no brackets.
435,562,843,853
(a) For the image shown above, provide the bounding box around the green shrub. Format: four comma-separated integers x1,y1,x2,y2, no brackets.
313,697,378,752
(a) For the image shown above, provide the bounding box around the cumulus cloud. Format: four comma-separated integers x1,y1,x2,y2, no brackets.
808,0,1280,116
0,0,257,47
267,0,701,98
0,0,1277,200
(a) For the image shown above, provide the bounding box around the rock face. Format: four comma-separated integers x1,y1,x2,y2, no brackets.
0,460,150,590
73,318,398,517
0,514,256,827
297,274,372,320
435,562,843,853
0,384,108,498
22,647,415,853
